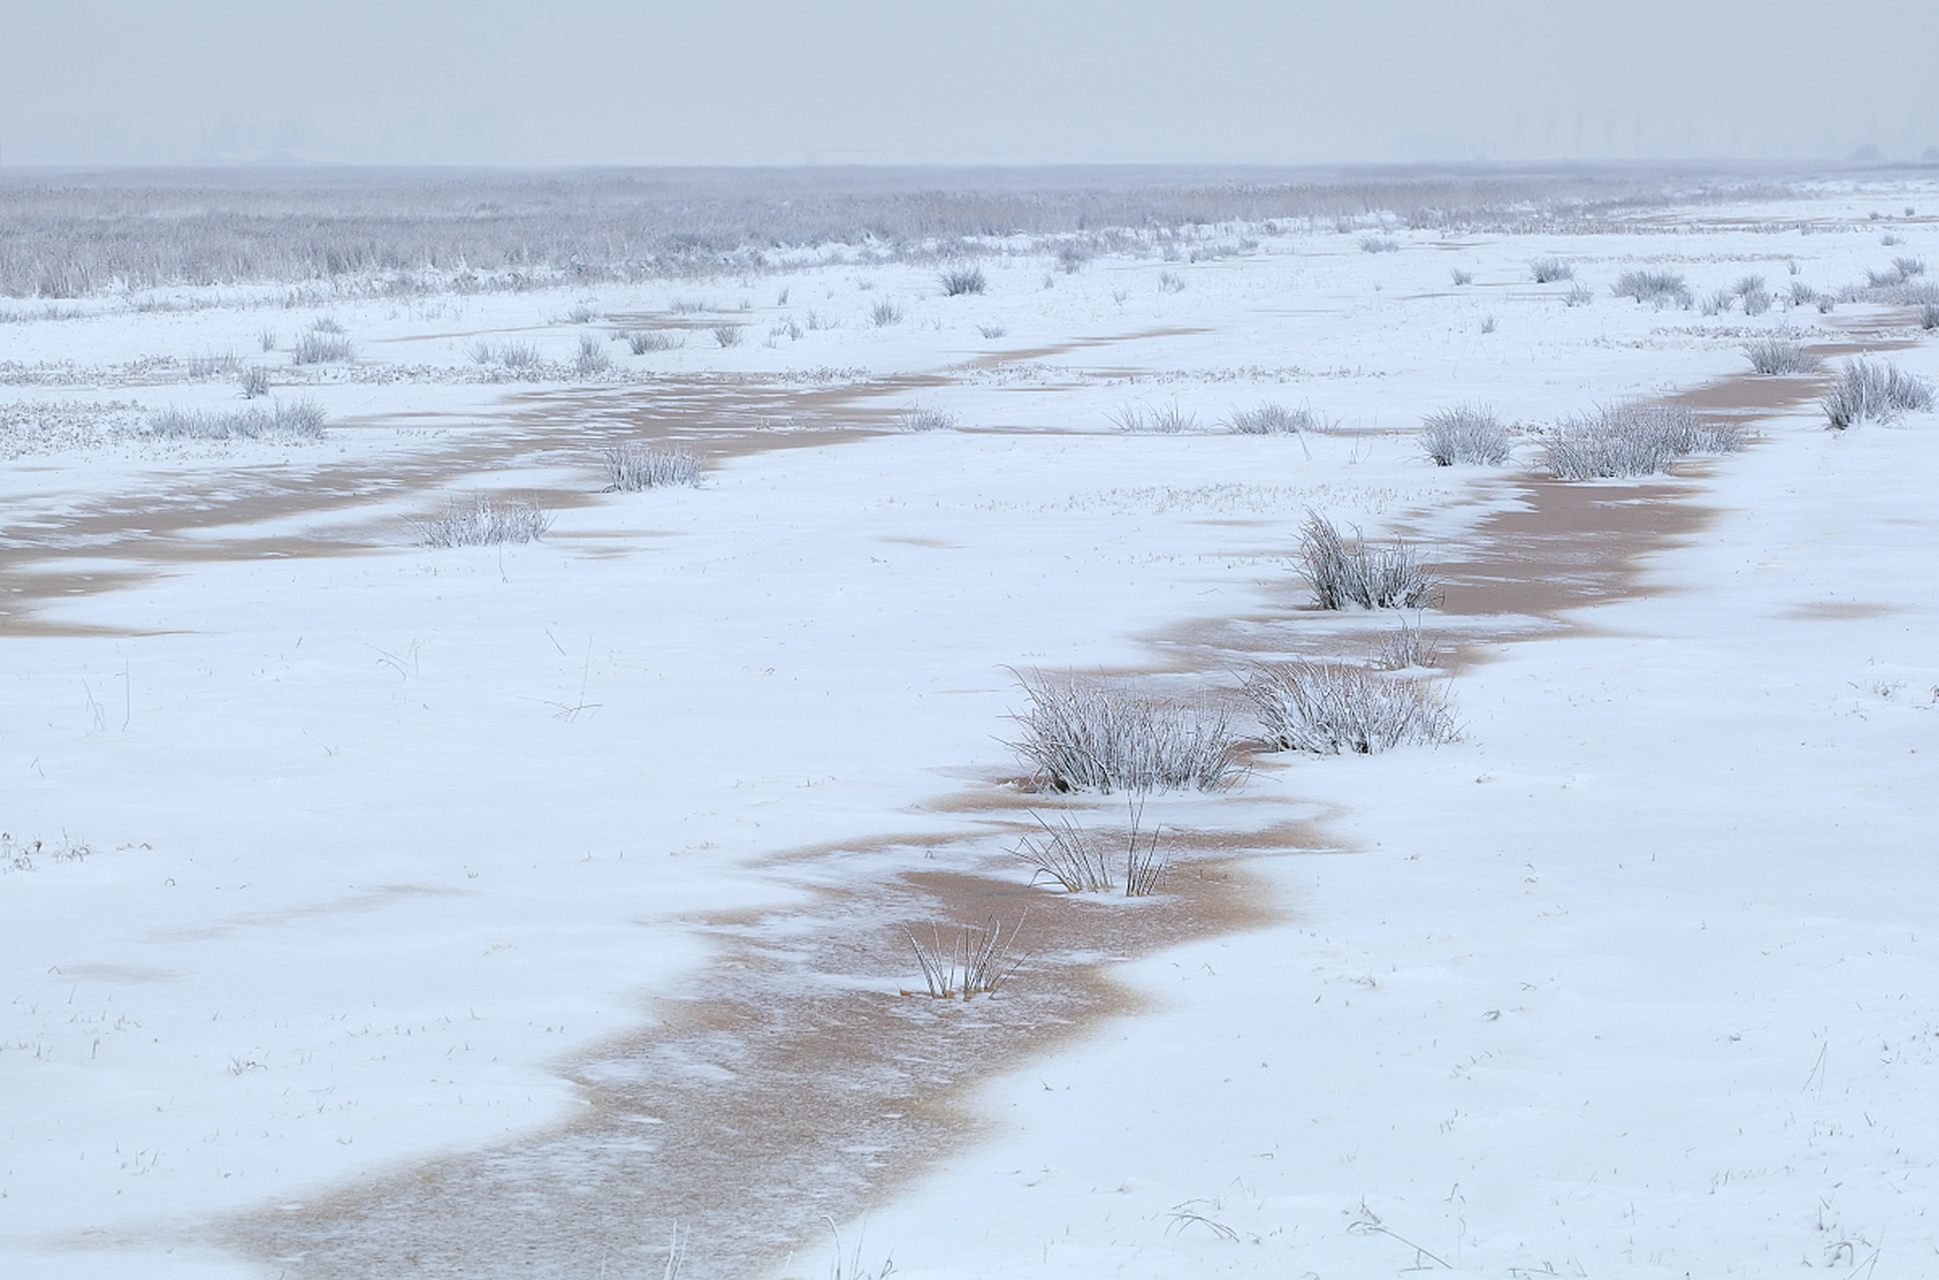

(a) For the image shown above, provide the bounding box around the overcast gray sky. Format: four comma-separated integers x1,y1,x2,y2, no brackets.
5,0,1936,167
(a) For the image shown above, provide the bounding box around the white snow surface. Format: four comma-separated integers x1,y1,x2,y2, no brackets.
1,177,1936,1278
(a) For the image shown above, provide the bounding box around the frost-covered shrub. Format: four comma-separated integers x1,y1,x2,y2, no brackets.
146,399,325,441
1820,359,1935,429
870,300,904,327
1009,673,1241,794
1359,237,1399,253
1541,403,1741,479
1296,512,1440,610
603,444,700,490
1370,617,1442,671
1530,257,1573,283
1612,270,1691,307
573,333,611,376
1743,335,1819,375
1226,402,1319,434
627,329,682,353
897,405,956,432
1244,661,1455,755
1420,404,1511,465
938,265,986,296
291,330,354,364
413,495,552,547
1110,401,1197,433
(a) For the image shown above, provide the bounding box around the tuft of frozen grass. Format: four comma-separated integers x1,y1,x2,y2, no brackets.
308,316,344,334
1359,237,1399,254
1110,400,1197,433
1370,617,1443,671
1244,660,1455,755
1701,289,1735,317
1008,672,1241,794
1866,258,1926,287
1611,270,1691,308
1743,334,1820,375
1057,243,1091,273
1015,802,1169,897
1787,281,1818,306
1420,404,1511,465
413,495,552,547
1449,268,1473,286
564,303,597,324
292,330,354,364
1530,257,1573,283
603,443,701,491
1737,278,1772,316
1296,512,1440,610
904,914,1025,1000
1226,402,1318,435
186,352,242,379
1920,302,1939,331
1157,270,1186,293
1563,282,1594,307
627,329,682,354
1542,402,1741,479
257,327,278,352
1479,315,1497,334
711,324,743,348
239,365,270,399
897,405,956,432
146,399,325,441
573,333,612,376
938,265,986,296
977,323,1007,339
870,300,903,327
1820,358,1935,430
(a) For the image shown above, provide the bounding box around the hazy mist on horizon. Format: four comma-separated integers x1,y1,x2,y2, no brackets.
5,0,1937,169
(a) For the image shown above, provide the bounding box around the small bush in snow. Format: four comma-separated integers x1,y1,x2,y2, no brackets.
1370,617,1443,671
1820,358,1935,429
1530,257,1573,283
239,365,270,399
1110,400,1197,433
1612,270,1691,307
291,330,354,364
904,915,1024,1000
711,324,743,348
897,405,956,432
1921,303,1939,331
1014,804,1168,896
627,329,682,354
1008,672,1241,794
573,333,611,376
1564,282,1594,307
1360,237,1399,254
1226,402,1317,435
1787,281,1818,306
1743,335,1820,375
1420,404,1511,465
146,399,325,441
1450,268,1473,286
977,323,1007,339
413,495,552,547
1157,271,1186,293
938,265,986,296
1244,661,1455,755
603,443,700,491
870,300,903,327
469,339,544,368
1297,512,1440,610
1541,403,1741,479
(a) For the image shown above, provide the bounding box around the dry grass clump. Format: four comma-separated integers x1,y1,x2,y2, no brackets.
468,339,544,368
1420,404,1511,465
625,329,684,354
1244,661,1455,755
1110,401,1198,433
1009,672,1241,794
573,333,612,376
939,265,987,296
1820,358,1935,429
291,328,354,364
870,300,904,327
1611,270,1691,308
897,405,956,432
1359,237,1399,254
711,324,744,348
1226,402,1320,435
603,443,700,490
904,915,1025,999
1015,803,1169,896
1541,403,1742,479
413,495,552,547
1743,335,1820,375
1530,257,1573,283
146,400,325,441
1370,617,1443,671
1296,512,1440,610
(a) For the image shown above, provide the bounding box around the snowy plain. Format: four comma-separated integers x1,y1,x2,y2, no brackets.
2,170,1936,1278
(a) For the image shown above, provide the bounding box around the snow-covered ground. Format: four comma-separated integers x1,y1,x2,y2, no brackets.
2,173,1936,1278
